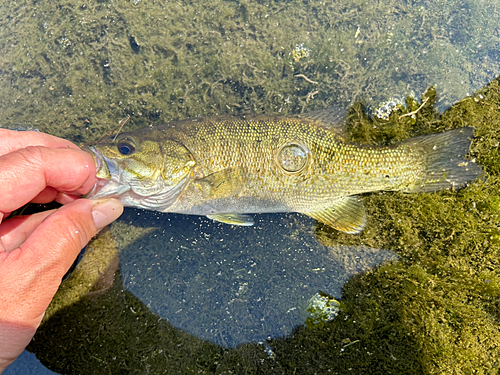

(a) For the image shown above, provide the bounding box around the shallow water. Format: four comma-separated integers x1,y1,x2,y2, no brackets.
2,0,500,373
118,212,396,347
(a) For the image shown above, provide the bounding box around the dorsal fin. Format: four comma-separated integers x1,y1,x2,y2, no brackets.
296,106,348,136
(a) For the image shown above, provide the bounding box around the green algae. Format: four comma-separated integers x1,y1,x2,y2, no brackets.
315,79,500,374
2,0,500,141
305,291,342,327
0,0,498,373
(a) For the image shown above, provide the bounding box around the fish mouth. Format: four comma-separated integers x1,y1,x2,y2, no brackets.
82,146,191,211
82,146,131,200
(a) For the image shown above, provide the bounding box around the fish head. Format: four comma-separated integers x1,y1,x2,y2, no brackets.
84,132,196,210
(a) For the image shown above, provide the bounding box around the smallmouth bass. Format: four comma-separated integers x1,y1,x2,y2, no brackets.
85,108,482,233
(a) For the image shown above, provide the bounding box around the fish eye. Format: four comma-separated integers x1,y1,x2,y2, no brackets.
117,138,136,155
277,142,309,173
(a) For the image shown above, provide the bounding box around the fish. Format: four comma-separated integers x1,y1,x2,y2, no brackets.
84,107,483,234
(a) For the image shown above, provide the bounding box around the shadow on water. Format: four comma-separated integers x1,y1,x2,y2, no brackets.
27,211,429,374
28,270,425,374
116,210,397,348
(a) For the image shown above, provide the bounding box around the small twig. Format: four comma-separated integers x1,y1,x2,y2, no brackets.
207,30,222,38
399,97,430,119
305,90,319,103
342,340,360,349
294,74,318,84
179,84,190,101
272,6,287,15
354,26,361,39
112,115,131,141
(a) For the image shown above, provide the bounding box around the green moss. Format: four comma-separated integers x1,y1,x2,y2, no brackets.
314,77,500,374
2,0,500,141
305,291,342,328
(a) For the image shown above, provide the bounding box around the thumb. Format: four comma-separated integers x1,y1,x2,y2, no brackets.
0,199,123,325
0,199,123,373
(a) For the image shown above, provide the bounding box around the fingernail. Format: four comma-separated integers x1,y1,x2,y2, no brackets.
91,199,124,230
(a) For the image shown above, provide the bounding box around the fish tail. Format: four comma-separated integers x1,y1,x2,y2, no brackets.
405,127,483,192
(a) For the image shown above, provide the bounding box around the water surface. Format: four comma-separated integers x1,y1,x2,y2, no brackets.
1,0,499,373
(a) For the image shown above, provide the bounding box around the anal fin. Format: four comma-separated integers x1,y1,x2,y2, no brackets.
304,196,366,234
207,213,255,226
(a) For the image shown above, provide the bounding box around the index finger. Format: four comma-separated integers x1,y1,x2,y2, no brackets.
0,146,96,212
0,129,78,156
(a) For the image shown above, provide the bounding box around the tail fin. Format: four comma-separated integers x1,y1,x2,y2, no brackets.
405,127,483,193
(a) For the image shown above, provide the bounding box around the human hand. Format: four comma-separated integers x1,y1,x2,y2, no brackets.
0,129,123,373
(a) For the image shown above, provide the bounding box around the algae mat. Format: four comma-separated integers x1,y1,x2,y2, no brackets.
1,0,500,140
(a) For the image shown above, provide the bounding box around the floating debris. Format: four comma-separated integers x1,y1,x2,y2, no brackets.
4,126,39,132
305,290,341,327
292,43,311,62
373,97,404,120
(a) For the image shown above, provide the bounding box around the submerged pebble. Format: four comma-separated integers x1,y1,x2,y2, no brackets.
306,290,341,326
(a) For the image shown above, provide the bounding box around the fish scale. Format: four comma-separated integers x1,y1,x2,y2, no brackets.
174,117,420,201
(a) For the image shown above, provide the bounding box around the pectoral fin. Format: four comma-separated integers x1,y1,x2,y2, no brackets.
196,168,245,199
304,196,366,234
207,214,255,226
